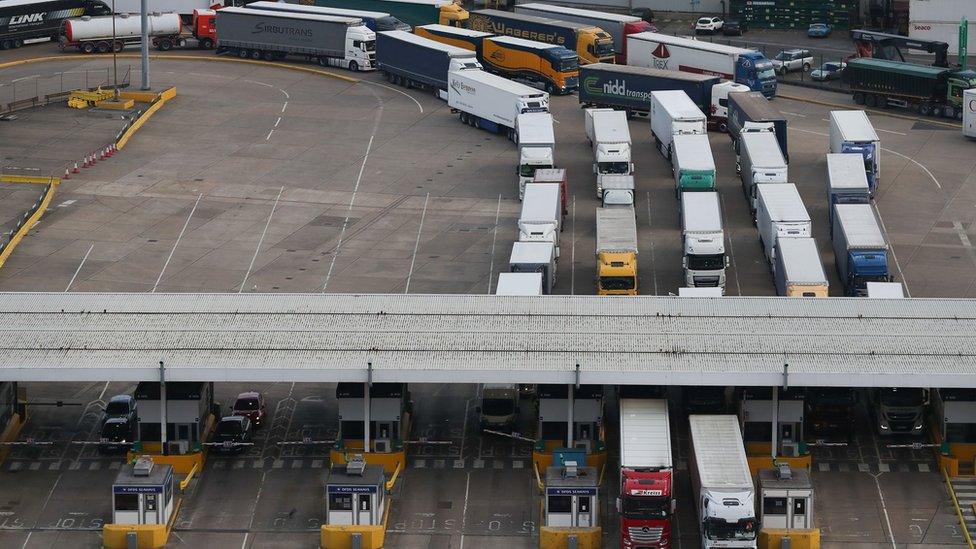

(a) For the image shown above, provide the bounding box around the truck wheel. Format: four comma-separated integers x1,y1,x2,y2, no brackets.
864,94,876,108
718,120,728,133
82,42,95,54
876,95,888,108
349,61,359,72
251,50,261,60
317,56,328,66
918,104,931,116
113,41,123,53
853,92,864,105
96,41,110,53
0,40,10,50
13,38,23,48
159,38,173,51
944,105,956,119
201,38,214,50
262,51,275,61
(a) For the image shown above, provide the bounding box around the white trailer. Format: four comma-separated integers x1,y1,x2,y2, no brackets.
681,191,727,290
110,0,214,16
448,69,550,139
756,183,811,265
678,287,722,297
829,110,880,195
627,31,777,98
495,272,543,296
509,241,556,294
650,90,706,159
773,237,828,297
672,133,715,195
909,0,976,53
965,89,976,139
518,183,562,258
866,282,904,298
585,108,633,198
688,415,758,549
601,174,634,207
738,129,788,216
826,153,870,227
516,112,556,200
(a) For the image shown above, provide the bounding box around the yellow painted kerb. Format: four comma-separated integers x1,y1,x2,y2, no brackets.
0,179,58,270
758,528,821,549
115,86,176,151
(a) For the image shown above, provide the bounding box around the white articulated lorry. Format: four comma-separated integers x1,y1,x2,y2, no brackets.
689,415,758,549
738,129,788,217
518,183,562,258
681,192,727,290
448,69,549,139
584,108,633,199
756,183,811,265
650,90,706,160
515,112,556,200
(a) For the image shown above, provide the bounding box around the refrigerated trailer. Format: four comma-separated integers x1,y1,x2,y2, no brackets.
627,31,777,97
618,398,674,549
727,91,788,161
738,129,788,217
448,68,549,138
650,89,706,160
519,183,562,258
773,237,828,297
215,7,375,71
756,183,811,265
513,2,653,64
829,110,880,195
688,415,758,549
826,153,870,228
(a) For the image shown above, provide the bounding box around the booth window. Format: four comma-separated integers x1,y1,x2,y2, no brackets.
763,497,787,515
548,495,572,514
115,493,139,511
329,494,353,511
793,498,806,516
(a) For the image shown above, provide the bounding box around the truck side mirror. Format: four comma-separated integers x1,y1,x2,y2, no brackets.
725,256,730,268
616,497,621,513
671,498,677,512
630,162,635,172
592,164,597,174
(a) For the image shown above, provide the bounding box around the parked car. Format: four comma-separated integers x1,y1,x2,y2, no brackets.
214,415,252,453
232,391,267,428
694,16,723,34
722,20,746,36
811,61,846,81
771,49,814,74
102,394,137,425
808,23,832,38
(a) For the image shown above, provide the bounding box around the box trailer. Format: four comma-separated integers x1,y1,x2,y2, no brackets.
467,8,613,64
681,191,726,290
249,1,410,32
1,0,111,48
481,35,579,95
377,30,479,95
533,168,568,219
585,108,633,198
832,203,891,296
519,183,562,258
773,237,828,297
826,153,870,228
513,2,654,64
509,241,556,294
689,415,757,549
618,398,674,549
516,112,556,199
413,23,489,51
448,68,549,138
829,110,880,195
650,89,706,160
627,31,777,97
309,0,468,28
215,7,375,71
672,133,715,195
738,129,788,217
495,272,543,295
756,183,811,265
596,206,638,295
727,91,788,161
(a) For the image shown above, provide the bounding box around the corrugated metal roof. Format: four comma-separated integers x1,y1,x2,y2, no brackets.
1,293,974,385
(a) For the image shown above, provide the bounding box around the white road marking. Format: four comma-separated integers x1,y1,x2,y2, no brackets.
274,117,281,128
280,101,288,113
871,472,898,549
718,192,743,296
779,111,807,117
97,380,110,401
11,74,39,83
459,471,471,549
239,186,284,293
486,194,501,293
876,128,907,136
151,193,202,293
243,79,274,88
265,129,274,141
322,134,374,292
955,221,974,249
881,146,942,189
404,192,430,294
360,80,423,114
64,242,94,292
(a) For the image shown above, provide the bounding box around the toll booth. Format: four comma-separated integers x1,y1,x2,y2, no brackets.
325,459,387,527
135,381,214,454
758,465,814,529
536,385,605,455
543,462,599,528
739,388,806,457
335,383,410,454
933,389,976,474
111,457,175,526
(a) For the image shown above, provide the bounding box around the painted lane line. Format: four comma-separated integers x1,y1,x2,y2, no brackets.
570,195,576,295
244,79,274,88
881,146,942,189
281,101,287,113
322,134,374,292
459,471,471,549
11,74,39,83
486,194,501,294
952,221,976,272
871,472,898,549
876,128,907,136
360,80,423,114
274,117,281,128
240,186,284,293
152,193,202,293
64,242,94,292
265,129,274,141
718,192,743,296
404,192,430,294
779,110,807,117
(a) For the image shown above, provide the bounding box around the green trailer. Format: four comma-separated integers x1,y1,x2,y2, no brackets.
843,57,976,119
311,0,467,27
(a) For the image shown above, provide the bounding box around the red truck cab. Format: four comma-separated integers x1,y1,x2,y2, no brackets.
619,468,673,548
192,9,217,49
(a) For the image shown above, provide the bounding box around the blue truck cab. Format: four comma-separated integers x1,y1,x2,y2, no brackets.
736,51,777,98
832,203,891,296
847,250,890,295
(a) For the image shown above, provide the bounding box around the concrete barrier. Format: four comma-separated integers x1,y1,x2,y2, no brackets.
538,526,603,549
320,500,390,549
758,528,821,549
102,498,182,549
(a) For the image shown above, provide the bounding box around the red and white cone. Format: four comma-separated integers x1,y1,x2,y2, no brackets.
82,155,90,168
108,144,117,157
63,167,70,180
72,162,80,174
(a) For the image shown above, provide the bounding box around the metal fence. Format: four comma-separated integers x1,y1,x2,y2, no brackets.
0,66,132,113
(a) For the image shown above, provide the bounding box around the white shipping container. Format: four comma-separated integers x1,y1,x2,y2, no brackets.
519,183,562,257
756,183,811,264
495,272,543,295
910,0,976,53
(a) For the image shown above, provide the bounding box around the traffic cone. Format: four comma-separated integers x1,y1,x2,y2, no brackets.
106,145,115,157
63,167,70,180
82,155,90,168
72,162,80,174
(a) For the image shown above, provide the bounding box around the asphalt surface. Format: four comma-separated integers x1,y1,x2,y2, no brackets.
0,40,973,549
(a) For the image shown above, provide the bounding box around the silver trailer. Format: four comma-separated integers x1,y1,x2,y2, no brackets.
755,183,811,265
826,153,870,227
650,90,706,159
739,129,788,216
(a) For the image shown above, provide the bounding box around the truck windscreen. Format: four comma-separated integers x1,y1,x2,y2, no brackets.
600,276,635,290
881,390,925,407
688,254,724,270
621,496,669,519
481,398,514,416
705,518,757,541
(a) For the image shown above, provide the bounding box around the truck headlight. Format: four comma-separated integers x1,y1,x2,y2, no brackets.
880,422,889,430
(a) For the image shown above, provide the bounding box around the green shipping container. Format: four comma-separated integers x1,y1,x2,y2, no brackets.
843,58,948,99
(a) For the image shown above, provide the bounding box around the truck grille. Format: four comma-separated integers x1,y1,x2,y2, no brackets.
565,76,579,88
888,411,917,421
628,526,663,543
694,277,720,287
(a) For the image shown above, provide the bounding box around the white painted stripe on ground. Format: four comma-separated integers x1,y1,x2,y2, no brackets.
404,192,430,294
360,80,423,114
486,194,501,294
239,186,284,293
876,128,907,136
322,135,374,292
64,242,94,292
151,193,202,293
872,202,912,297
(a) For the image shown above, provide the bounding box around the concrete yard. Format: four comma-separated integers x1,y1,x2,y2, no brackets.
0,47,973,549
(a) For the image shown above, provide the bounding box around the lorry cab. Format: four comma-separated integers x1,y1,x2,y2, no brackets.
805,387,858,441
580,27,615,64
345,26,377,71
478,384,519,429
735,51,777,98
847,250,890,294
619,470,674,547
517,94,550,115
946,70,976,117
873,388,928,436
700,496,758,547
437,1,468,27
709,81,750,129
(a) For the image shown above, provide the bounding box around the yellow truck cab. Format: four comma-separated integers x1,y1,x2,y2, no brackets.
578,27,614,65
481,35,579,94
596,207,638,295
438,0,468,26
